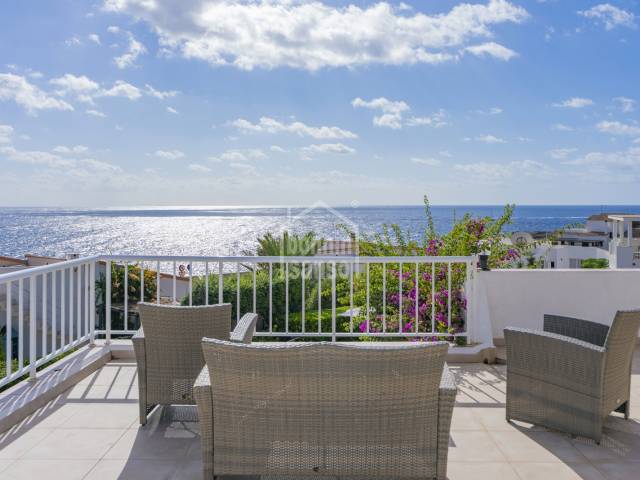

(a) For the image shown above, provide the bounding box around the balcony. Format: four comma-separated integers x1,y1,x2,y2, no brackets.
0,352,637,479
1,255,640,479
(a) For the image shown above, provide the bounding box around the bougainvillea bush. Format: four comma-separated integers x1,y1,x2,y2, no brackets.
346,196,517,344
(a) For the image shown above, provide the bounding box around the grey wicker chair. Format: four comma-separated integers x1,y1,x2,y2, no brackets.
505,310,640,443
133,302,258,425
194,340,455,480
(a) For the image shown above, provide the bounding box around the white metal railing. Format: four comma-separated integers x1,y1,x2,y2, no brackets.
0,254,476,387
0,256,99,387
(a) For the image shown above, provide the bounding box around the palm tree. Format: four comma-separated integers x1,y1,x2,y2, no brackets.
256,231,324,257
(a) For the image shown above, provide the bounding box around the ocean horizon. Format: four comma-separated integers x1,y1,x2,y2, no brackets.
2,204,640,259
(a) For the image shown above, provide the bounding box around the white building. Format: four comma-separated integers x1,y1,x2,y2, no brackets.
608,214,640,268
517,213,640,269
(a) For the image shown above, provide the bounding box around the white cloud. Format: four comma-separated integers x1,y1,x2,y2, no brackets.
578,4,636,30
564,147,640,167
28,72,43,80
107,26,120,34
188,163,212,173
52,145,89,155
78,158,123,174
352,97,409,129
270,145,286,153
613,96,635,113
596,120,640,136
0,145,75,168
114,31,147,69
411,157,441,166
474,107,503,115
439,150,453,157
50,74,100,99
517,136,533,142
465,41,518,60
154,149,185,160
405,110,448,128
103,0,528,71
301,143,356,157
88,33,102,45
454,159,551,182
145,84,178,99
0,124,14,144
210,148,268,163
0,73,74,114
46,74,173,106
552,97,594,108
166,106,179,114
548,147,577,160
352,97,446,129
65,36,82,47
86,109,106,117
99,80,142,100
551,123,574,132
465,134,507,144
229,162,259,176
231,117,357,139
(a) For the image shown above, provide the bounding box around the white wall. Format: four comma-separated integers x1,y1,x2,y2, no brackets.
478,269,640,341
613,245,640,269
534,245,611,269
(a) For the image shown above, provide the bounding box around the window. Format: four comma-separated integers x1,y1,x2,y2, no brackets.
550,261,555,268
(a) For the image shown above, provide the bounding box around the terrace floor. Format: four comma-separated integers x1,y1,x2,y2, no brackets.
0,349,639,480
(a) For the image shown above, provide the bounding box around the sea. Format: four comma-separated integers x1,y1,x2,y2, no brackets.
2,205,640,259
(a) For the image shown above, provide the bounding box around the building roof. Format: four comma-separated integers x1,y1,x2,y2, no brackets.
587,213,631,221
0,255,27,267
558,230,607,238
608,214,640,221
316,239,357,256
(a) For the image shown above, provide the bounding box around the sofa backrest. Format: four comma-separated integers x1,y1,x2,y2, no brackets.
201,339,448,478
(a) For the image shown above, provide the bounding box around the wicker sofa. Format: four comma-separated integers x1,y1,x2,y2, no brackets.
133,302,258,425
194,340,456,480
504,310,640,442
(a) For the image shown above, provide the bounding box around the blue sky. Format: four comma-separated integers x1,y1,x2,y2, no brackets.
1,0,639,207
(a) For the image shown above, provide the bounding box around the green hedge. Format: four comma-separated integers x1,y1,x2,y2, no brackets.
183,266,352,332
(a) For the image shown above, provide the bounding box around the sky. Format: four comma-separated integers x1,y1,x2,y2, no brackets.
1,0,639,207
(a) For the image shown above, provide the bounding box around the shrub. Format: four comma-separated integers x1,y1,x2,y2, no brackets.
581,258,609,269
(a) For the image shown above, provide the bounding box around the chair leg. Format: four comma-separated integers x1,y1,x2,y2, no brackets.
139,401,147,426
615,401,630,420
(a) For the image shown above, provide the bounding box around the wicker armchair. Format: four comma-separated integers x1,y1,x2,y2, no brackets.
194,340,455,480
133,302,258,425
505,310,640,442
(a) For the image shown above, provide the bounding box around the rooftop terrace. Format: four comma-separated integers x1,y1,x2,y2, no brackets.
1,255,640,479
0,350,639,480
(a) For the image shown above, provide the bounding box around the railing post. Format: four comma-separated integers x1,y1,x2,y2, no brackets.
331,262,336,342
89,261,96,346
106,260,111,345
5,281,12,378
29,275,37,381
470,255,479,344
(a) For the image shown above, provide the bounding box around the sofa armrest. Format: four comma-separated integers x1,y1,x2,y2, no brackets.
543,314,609,347
505,327,605,397
230,313,259,344
437,363,456,480
194,365,214,477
